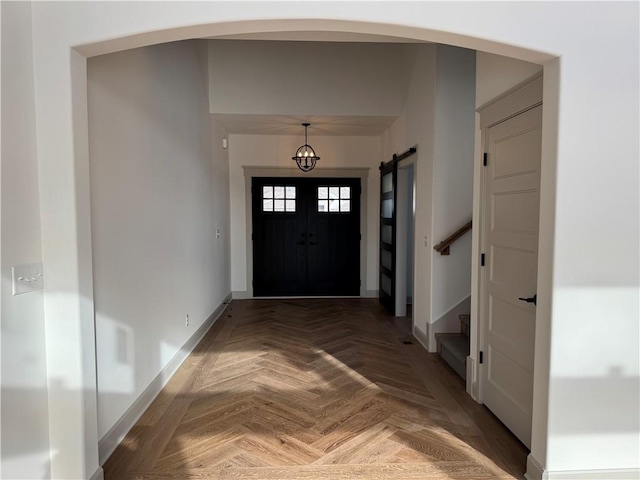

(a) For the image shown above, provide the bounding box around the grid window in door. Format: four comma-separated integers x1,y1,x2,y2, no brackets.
318,186,351,213
262,185,296,212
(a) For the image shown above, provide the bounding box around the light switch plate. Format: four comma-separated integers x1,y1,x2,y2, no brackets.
12,263,44,295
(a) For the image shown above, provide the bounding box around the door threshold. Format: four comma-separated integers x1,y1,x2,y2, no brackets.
252,296,362,300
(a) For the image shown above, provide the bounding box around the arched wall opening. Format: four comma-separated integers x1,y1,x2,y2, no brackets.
29,5,631,480
67,18,558,480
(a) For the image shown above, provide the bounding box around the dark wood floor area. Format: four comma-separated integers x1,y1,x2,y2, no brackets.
104,299,527,479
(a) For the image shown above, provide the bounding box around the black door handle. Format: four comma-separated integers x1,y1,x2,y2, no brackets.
518,294,537,306
296,241,306,246
309,241,318,246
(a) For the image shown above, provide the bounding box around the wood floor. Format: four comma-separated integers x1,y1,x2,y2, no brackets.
104,299,528,480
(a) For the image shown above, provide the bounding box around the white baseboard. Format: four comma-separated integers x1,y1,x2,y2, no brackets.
547,469,640,479
466,356,479,400
98,294,232,465
525,455,639,480
525,454,545,480
89,466,104,480
412,325,429,351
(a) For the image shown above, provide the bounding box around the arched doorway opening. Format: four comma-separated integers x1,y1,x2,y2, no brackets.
31,11,560,480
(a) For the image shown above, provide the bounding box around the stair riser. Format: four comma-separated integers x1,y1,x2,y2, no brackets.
440,346,466,380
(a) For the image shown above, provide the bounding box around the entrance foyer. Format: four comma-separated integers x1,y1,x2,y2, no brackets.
103,299,527,479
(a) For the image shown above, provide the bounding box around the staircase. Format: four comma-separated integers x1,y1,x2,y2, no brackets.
435,314,470,381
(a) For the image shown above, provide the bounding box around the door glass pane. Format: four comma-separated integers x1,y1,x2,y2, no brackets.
382,225,392,244
382,199,393,218
262,185,295,212
381,274,392,295
318,185,353,213
381,250,392,270
285,200,296,212
382,173,393,193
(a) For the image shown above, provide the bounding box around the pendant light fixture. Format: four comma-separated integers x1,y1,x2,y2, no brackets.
292,122,320,172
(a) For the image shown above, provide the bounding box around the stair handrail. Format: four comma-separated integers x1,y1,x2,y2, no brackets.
433,220,472,255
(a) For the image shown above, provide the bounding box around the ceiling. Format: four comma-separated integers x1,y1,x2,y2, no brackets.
207,32,425,136
213,114,398,136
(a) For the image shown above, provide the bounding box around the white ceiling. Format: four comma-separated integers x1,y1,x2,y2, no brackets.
213,114,398,136
207,33,421,136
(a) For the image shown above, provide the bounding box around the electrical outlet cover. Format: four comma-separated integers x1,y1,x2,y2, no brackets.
12,263,44,295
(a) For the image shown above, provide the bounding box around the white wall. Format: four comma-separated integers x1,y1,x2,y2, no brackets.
476,52,543,108
88,40,230,439
429,45,476,348
381,44,475,349
228,134,380,295
381,44,437,341
0,3,51,478
406,165,415,303
10,2,638,478
208,40,411,116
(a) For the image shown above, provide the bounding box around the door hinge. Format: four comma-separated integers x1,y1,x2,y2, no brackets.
481,253,485,266
359,233,362,240
479,351,484,364
251,233,255,241
483,152,488,166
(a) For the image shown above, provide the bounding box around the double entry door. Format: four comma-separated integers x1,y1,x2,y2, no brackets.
252,177,360,297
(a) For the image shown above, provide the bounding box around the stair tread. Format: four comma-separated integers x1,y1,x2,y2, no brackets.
437,334,470,360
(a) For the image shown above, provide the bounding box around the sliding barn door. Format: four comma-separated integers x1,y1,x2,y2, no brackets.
379,158,397,313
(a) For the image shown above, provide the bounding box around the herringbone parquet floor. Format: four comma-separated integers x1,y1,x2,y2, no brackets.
104,299,527,480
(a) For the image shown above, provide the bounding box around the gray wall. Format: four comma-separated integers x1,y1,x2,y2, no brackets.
88,40,231,439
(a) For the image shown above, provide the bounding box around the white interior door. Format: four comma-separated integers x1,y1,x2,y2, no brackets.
481,104,542,448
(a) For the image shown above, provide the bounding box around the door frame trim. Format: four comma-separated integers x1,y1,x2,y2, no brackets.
475,73,543,412
241,167,370,299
